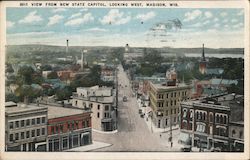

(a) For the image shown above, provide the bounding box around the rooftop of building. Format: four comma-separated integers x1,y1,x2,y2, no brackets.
46,105,88,119
182,93,244,121
151,81,191,90
5,102,47,114
89,96,114,104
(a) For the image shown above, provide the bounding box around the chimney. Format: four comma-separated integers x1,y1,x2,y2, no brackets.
66,39,69,53
202,44,205,61
24,96,29,105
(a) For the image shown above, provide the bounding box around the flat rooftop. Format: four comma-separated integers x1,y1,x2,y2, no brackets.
47,105,86,119
152,82,190,90
5,102,47,114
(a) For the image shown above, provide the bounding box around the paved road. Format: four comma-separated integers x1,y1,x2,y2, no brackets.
92,65,176,151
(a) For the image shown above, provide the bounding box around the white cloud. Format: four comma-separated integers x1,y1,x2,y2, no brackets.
80,9,88,12
135,11,156,22
47,15,64,26
237,10,244,16
69,13,82,19
7,31,54,37
220,12,228,17
83,27,108,32
18,11,43,24
65,13,94,26
213,18,219,22
52,8,67,13
100,9,131,25
223,19,229,23
7,21,15,28
203,20,210,25
204,11,213,18
232,23,244,29
192,22,203,27
214,23,220,28
183,10,202,22
231,19,238,23
224,24,229,28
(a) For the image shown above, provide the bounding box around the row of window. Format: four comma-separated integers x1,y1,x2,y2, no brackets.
97,112,111,118
9,128,46,142
50,120,89,135
9,117,46,129
74,100,110,111
157,91,188,99
157,100,179,108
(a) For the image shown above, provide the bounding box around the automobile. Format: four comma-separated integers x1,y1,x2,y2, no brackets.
138,109,142,114
140,113,145,118
180,145,192,152
123,96,128,102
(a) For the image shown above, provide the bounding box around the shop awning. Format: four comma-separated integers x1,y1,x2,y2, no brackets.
179,132,191,144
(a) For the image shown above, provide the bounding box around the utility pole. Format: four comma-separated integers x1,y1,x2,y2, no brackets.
169,110,173,147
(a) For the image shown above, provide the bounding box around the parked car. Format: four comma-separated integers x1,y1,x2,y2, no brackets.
138,109,142,114
180,145,192,152
123,96,128,102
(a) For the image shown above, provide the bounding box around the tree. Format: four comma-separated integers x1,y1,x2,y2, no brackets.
55,86,72,101
17,66,35,85
6,93,19,103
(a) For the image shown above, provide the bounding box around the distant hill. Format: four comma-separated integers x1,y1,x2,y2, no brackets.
6,44,244,55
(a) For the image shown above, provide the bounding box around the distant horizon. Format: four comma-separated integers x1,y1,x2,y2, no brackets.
6,43,245,50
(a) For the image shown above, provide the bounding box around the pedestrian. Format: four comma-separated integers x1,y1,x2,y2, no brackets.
160,134,162,138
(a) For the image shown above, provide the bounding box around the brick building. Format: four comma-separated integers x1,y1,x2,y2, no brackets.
179,94,244,151
47,105,92,151
5,102,48,151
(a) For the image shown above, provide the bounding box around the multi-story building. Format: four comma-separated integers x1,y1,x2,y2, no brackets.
72,86,117,131
5,102,48,151
149,69,192,128
47,105,92,151
180,93,244,151
100,65,115,82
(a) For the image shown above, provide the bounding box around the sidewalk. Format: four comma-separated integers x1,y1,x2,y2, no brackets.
66,141,112,152
92,129,118,134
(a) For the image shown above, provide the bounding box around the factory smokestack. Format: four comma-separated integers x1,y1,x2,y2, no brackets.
66,39,69,53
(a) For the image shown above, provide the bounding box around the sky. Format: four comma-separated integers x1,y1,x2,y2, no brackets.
6,8,245,48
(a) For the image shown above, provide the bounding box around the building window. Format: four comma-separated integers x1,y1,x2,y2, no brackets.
220,115,223,123
15,121,19,128
232,130,236,137
32,118,36,125
9,122,14,129
98,105,100,110
174,92,176,97
239,131,243,139
190,111,193,119
21,120,25,127
203,112,206,121
158,102,163,108
60,124,64,132
51,126,55,134
166,110,168,116
21,132,25,139
224,115,227,124
42,117,45,124
104,112,110,118
26,131,30,138
171,93,173,98
216,115,219,123
42,128,45,135
166,94,169,98
170,100,173,106
210,114,213,122
32,130,35,137
75,100,78,106
89,103,93,108
37,129,40,136
105,105,109,111
26,119,30,126
165,119,168,126
9,134,13,142
158,94,163,99
97,112,100,118
62,137,68,150
87,120,89,127
37,118,40,124
183,109,187,118
15,133,19,140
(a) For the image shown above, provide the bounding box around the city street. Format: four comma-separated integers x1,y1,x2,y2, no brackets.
92,65,180,152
